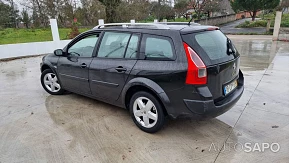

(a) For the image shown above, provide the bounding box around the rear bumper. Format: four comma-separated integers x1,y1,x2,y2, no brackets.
183,85,244,119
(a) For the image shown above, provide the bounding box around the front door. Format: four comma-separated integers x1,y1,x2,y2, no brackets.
57,33,100,94
89,32,140,100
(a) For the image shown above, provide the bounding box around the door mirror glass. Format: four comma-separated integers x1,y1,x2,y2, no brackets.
54,49,64,56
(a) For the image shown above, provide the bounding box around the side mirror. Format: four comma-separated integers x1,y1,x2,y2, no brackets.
54,49,64,56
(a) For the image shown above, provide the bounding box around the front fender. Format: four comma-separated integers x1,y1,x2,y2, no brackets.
41,62,57,73
41,55,62,85
41,54,59,73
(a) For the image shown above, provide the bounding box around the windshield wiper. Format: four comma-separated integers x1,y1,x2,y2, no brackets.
227,38,236,57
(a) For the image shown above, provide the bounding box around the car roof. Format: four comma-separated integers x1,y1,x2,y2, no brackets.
88,23,218,34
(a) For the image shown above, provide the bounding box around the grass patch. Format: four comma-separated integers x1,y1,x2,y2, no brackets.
0,28,90,45
236,20,267,28
237,13,289,28
230,32,260,35
265,13,289,27
228,32,273,35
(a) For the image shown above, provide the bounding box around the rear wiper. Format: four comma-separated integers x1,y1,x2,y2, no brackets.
227,38,236,57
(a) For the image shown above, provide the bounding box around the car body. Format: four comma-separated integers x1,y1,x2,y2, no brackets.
40,23,244,133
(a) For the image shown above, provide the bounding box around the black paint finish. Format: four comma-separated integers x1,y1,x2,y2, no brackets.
57,56,93,94
89,58,137,100
41,25,244,119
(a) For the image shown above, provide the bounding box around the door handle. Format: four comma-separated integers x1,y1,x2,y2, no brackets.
115,66,127,72
80,63,87,68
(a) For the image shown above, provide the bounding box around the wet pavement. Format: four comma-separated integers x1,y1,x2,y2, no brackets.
221,18,266,34
0,36,289,162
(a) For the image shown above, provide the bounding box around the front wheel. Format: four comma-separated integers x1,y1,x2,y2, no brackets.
41,69,64,95
129,91,165,133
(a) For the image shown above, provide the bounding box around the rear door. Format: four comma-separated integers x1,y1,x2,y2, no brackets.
89,32,140,100
182,30,240,100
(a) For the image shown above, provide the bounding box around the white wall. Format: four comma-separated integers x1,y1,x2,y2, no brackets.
0,40,71,59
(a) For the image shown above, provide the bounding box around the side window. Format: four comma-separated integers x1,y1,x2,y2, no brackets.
144,35,174,60
125,34,140,59
68,34,99,57
98,32,130,58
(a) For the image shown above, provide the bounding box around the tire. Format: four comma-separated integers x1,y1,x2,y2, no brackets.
129,91,165,133
41,69,64,95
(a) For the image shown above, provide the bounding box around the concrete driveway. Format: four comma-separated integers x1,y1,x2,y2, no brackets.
0,36,288,162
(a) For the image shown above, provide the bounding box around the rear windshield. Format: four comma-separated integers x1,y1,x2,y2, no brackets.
182,30,238,65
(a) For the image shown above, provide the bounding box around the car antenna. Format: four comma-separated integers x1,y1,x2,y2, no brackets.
188,18,193,26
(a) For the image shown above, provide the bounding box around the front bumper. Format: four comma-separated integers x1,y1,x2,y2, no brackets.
183,85,244,119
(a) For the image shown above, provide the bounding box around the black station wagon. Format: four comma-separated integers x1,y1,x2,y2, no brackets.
40,23,244,133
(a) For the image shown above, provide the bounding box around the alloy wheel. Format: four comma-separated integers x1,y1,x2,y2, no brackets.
133,97,158,128
43,73,61,93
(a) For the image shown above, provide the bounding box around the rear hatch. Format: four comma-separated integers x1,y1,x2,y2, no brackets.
182,29,240,101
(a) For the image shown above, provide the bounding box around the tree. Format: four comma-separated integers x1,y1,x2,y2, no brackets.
278,0,289,12
21,9,30,28
188,0,204,20
21,0,49,27
5,0,19,28
230,0,280,21
174,0,188,18
115,0,151,22
151,1,174,21
76,0,105,26
99,0,121,23
0,1,11,27
202,0,221,18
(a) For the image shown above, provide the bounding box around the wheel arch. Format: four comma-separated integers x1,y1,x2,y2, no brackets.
41,63,63,87
41,61,58,73
122,78,171,116
41,64,52,72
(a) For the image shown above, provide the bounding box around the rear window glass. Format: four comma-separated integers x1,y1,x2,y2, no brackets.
182,30,237,65
195,31,227,60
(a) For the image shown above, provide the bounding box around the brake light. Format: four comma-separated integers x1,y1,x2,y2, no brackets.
207,26,219,31
183,42,207,85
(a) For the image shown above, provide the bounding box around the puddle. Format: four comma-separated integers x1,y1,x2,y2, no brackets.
232,39,279,71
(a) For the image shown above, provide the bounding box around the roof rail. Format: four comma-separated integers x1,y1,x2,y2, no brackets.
156,22,201,26
93,23,170,29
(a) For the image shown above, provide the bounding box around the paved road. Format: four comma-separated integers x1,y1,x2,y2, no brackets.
0,37,288,162
220,18,267,34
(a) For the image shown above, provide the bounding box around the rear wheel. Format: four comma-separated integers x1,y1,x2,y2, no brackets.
129,91,165,133
41,69,64,95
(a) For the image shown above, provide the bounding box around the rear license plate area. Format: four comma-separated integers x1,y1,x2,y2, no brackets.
224,80,238,95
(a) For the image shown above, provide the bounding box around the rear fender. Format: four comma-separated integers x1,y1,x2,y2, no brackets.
121,77,173,116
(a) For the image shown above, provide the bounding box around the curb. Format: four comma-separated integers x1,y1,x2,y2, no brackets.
0,54,46,62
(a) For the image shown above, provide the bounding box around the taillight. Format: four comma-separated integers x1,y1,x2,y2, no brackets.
183,42,207,85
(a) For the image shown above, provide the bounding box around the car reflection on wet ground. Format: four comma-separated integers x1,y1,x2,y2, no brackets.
0,35,288,162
